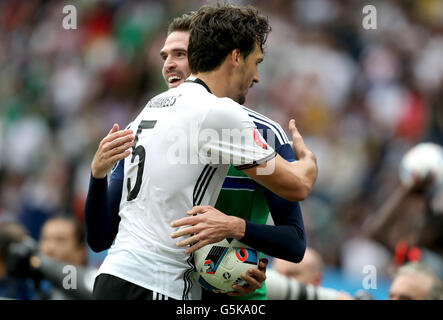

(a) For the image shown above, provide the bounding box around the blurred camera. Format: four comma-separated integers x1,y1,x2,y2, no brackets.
6,235,41,280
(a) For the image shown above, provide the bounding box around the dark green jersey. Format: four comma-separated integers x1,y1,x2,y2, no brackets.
215,165,269,300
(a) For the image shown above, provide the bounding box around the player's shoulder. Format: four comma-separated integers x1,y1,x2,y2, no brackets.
179,76,244,112
215,96,244,112
242,106,289,145
242,106,284,132
204,96,250,127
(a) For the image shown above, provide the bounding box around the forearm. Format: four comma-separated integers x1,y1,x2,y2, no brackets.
241,221,305,263
248,188,306,262
84,174,121,252
284,153,317,200
228,215,246,240
244,154,317,202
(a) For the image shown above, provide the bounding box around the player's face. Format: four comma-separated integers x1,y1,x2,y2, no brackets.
160,31,191,88
234,43,263,104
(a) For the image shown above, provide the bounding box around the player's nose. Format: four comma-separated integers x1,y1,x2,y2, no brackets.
251,75,259,88
252,71,260,85
163,56,177,72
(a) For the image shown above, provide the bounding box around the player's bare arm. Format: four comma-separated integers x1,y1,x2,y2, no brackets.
243,120,317,202
91,124,134,178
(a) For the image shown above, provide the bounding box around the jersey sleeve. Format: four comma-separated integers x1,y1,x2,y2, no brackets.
110,159,124,181
84,162,123,252
241,189,306,262
252,117,296,161
275,143,296,162
198,100,276,169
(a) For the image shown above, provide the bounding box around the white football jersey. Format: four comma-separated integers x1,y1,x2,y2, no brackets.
97,77,276,300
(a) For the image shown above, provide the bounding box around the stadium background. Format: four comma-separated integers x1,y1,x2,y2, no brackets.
1,0,442,299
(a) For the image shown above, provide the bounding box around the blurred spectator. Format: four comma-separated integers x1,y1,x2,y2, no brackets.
272,247,323,286
38,216,86,267
34,215,96,299
362,173,443,281
3,216,96,299
388,262,443,300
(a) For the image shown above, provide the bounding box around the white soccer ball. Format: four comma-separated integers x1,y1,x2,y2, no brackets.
399,142,443,188
193,238,258,293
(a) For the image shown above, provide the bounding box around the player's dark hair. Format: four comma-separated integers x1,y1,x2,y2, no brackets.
167,12,194,35
188,4,271,74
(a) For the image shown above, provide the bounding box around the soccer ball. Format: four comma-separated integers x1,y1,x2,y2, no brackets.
399,142,443,188
193,238,258,293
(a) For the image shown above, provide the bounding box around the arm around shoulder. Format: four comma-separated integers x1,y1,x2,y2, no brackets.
242,120,317,202
243,152,317,202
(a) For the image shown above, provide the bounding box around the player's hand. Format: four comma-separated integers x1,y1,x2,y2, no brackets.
91,123,134,178
289,119,314,161
170,206,246,254
288,119,318,185
227,258,268,297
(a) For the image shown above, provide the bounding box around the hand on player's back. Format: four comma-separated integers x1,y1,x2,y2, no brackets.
91,123,134,178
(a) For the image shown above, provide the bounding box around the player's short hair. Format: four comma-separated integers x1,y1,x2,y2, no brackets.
167,12,194,35
188,4,271,74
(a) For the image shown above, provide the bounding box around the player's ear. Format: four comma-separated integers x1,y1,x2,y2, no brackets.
228,49,242,67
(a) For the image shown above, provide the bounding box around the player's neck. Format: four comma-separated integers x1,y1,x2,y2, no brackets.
193,69,234,101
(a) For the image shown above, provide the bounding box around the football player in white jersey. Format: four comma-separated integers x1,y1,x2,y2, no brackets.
87,4,317,300
86,13,271,299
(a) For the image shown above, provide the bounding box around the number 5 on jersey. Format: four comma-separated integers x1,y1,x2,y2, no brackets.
127,120,157,201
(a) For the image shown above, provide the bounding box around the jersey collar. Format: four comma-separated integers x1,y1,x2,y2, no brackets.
184,76,212,93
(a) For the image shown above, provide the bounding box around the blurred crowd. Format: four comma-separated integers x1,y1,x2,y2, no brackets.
1,0,443,299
